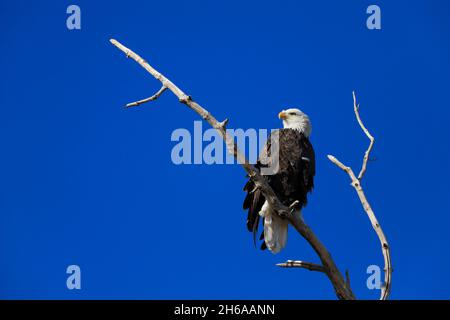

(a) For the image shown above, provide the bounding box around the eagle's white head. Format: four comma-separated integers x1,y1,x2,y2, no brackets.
278,108,312,137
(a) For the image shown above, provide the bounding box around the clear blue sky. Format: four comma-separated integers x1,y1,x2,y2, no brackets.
1,0,450,299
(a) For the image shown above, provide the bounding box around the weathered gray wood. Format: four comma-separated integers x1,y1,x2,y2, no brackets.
327,92,392,300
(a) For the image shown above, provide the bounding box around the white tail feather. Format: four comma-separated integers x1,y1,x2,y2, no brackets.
259,201,289,254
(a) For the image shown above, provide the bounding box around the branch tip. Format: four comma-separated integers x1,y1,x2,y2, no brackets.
219,118,229,129
125,86,167,108
276,260,326,273
345,270,351,288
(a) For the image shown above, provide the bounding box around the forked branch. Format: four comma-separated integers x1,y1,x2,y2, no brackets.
110,39,355,300
327,92,392,300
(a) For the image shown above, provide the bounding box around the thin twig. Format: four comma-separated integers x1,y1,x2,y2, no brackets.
353,91,375,180
277,260,325,273
110,39,356,300
345,270,351,289
327,92,392,300
126,86,168,108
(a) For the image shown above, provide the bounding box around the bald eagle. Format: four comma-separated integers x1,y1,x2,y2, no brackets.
243,109,315,253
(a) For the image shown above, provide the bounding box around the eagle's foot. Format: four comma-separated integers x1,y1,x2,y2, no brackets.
277,210,291,218
277,201,300,219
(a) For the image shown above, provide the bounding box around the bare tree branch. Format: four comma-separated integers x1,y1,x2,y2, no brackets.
109,39,355,300
277,260,325,273
353,92,375,180
126,85,168,108
327,92,392,300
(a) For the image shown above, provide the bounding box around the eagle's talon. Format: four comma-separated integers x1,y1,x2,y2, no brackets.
277,209,294,219
278,211,288,218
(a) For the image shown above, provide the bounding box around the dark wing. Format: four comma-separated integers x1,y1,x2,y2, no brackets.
243,179,265,246
242,130,276,248
300,134,315,194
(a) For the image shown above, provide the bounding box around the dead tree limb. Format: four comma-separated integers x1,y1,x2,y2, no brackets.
327,92,392,300
109,39,355,300
277,260,326,273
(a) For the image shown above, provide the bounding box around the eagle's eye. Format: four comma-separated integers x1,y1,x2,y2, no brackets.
289,112,296,116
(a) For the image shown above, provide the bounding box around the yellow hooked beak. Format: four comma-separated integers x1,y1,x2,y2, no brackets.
278,111,287,120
